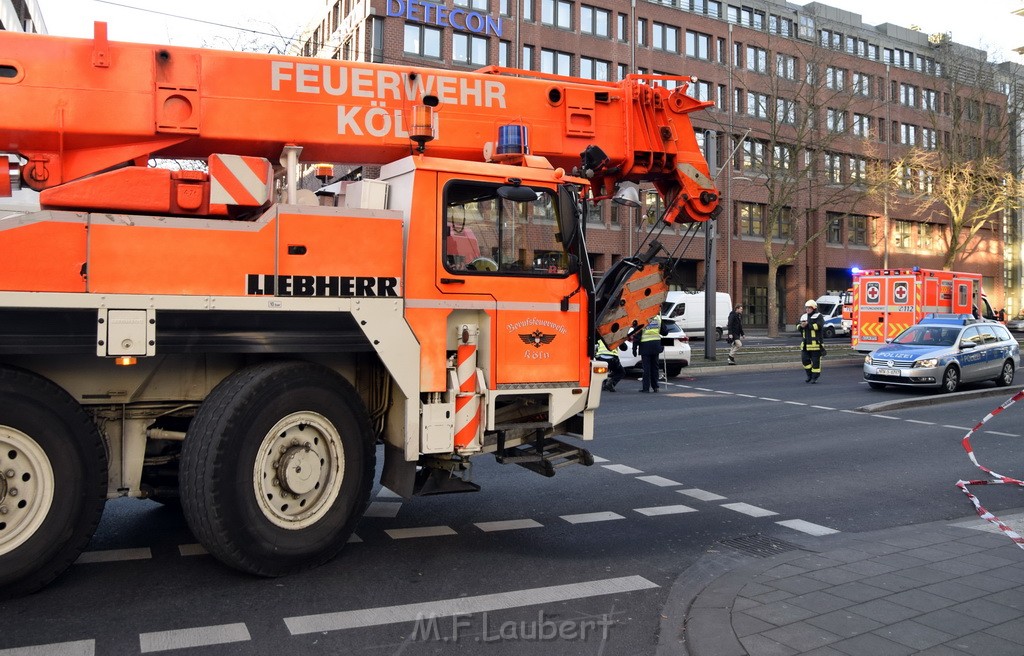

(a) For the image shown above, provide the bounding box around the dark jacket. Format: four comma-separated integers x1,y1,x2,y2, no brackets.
726,310,744,340
799,312,825,350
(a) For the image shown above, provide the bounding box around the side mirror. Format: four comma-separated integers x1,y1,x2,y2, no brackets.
960,341,976,349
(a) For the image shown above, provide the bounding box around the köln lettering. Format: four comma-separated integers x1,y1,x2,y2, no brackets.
246,274,399,298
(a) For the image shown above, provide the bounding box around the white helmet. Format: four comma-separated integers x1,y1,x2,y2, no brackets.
805,299,817,309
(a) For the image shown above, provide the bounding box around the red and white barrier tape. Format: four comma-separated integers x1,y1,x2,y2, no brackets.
955,388,1024,549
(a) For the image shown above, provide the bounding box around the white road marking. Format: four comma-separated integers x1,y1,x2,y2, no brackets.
364,501,402,518
811,405,835,410
0,639,95,656
715,390,735,394
591,456,610,463
841,409,860,414
385,526,457,540
721,502,778,517
75,548,151,564
634,504,698,516
906,419,935,425
560,511,625,524
873,415,900,420
284,575,659,635
985,431,1018,437
679,488,727,501
178,543,207,557
776,519,840,536
475,519,543,532
760,397,780,402
139,623,250,653
736,393,757,398
376,487,402,498
694,387,713,391
785,401,807,406
602,464,643,474
636,475,682,487
943,425,971,431
348,533,363,543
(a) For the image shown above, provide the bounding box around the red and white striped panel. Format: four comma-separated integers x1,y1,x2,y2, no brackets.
209,154,272,206
454,340,481,449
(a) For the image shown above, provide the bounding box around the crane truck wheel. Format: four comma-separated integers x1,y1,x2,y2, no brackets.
0,366,107,599
179,362,374,577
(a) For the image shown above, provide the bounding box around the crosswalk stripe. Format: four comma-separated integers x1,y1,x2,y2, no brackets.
721,502,777,517
776,519,840,536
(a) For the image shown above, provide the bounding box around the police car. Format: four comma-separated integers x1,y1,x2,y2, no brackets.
863,314,1020,393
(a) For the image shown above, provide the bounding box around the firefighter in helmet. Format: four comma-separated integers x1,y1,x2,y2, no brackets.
799,299,826,383
595,338,624,392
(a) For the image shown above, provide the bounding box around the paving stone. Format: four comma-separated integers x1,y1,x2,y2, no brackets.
758,563,810,580
872,619,955,650
929,541,989,557
828,581,891,603
914,607,995,637
838,560,897,576
769,575,832,595
948,598,1024,625
748,589,795,604
806,567,864,585
738,634,798,656
840,539,904,556
984,587,1024,611
919,581,991,603
880,534,950,549
949,573,1018,593
886,589,957,613
743,601,819,626
806,609,884,638
867,552,932,570
943,630,1024,655
740,582,778,597
912,559,987,578
983,615,1024,642
948,552,1016,569
860,573,927,593
733,611,776,638
801,648,849,656
830,632,916,656
786,591,855,614
981,565,1024,584
763,621,842,652
733,596,760,612
901,546,961,563
913,645,971,655
846,598,920,623
786,555,847,571
686,607,746,656
816,547,875,564
954,533,1011,548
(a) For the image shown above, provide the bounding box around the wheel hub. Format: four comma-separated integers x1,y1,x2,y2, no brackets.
277,445,322,495
0,426,55,555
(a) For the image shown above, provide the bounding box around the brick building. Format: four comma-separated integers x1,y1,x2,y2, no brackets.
297,0,1013,328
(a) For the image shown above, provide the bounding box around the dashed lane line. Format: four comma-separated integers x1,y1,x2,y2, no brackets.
591,456,610,463
811,405,835,410
636,475,683,487
943,425,971,431
986,430,1017,437
474,519,544,532
385,526,458,540
776,519,840,536
74,548,151,564
0,640,95,656
364,502,402,518
872,415,901,420
602,464,643,474
678,488,727,501
560,511,626,524
634,504,698,516
178,543,207,557
139,623,250,653
283,575,659,635
906,419,935,425
784,401,807,406
721,502,778,518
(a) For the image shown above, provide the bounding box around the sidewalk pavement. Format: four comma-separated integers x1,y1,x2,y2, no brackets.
659,510,1024,655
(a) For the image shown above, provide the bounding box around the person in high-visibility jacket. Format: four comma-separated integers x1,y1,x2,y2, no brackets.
595,339,624,392
799,299,826,383
633,315,668,392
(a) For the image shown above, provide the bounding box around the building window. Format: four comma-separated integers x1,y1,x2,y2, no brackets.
922,128,936,150
716,84,727,110
776,98,796,124
580,56,610,81
499,0,511,16
820,29,842,49
826,213,843,244
825,66,845,90
738,202,765,236
773,207,792,239
499,40,509,66
540,48,571,75
455,0,488,8
617,63,629,81
747,92,769,119
688,80,712,102
848,215,868,245
637,18,647,46
769,14,793,36
617,13,627,41
917,222,934,249
738,139,766,171
849,156,867,185
746,46,767,73
773,144,794,171
899,83,917,108
580,5,611,38
404,24,441,58
893,220,912,249
826,108,846,133
900,123,917,146
852,72,870,96
825,152,843,183
686,31,711,60
453,33,488,66
653,22,679,52
522,44,535,70
522,0,534,21
541,0,572,28
775,53,796,80
868,44,879,59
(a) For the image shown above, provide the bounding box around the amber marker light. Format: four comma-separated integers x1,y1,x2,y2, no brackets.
115,356,138,366
593,364,609,375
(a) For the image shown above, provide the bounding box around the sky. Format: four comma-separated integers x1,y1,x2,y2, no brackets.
34,0,1024,63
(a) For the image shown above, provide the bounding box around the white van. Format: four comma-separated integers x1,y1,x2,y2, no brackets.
661,291,733,340
815,292,851,337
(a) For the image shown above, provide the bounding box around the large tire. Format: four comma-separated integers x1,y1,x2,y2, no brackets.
179,362,374,577
824,326,836,338
940,366,960,394
0,366,107,599
666,364,683,378
995,360,1015,387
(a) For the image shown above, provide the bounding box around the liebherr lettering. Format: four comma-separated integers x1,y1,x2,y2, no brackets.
246,274,400,298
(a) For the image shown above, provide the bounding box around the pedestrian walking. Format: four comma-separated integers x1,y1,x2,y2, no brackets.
799,299,826,383
726,303,745,365
633,315,667,393
595,339,624,392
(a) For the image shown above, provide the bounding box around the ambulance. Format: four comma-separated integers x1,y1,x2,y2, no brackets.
850,268,996,352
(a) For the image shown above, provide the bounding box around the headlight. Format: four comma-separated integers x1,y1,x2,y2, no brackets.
864,355,872,364
913,358,939,368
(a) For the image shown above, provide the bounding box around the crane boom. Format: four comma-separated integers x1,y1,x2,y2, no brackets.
0,24,717,223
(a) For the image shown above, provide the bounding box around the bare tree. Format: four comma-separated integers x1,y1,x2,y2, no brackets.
718,36,885,335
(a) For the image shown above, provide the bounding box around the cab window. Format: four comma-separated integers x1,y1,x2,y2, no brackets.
443,181,568,276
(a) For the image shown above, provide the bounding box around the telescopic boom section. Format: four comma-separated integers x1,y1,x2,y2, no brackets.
0,25,718,223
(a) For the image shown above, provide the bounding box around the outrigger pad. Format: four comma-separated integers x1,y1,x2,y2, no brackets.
413,468,481,496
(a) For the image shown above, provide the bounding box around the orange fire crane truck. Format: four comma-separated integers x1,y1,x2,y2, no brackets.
0,25,719,595
850,267,996,352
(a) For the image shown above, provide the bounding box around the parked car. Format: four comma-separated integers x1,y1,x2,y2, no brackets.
617,319,691,378
863,314,1020,393
1007,311,1024,333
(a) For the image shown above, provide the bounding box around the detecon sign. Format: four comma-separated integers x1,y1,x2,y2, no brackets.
386,0,503,37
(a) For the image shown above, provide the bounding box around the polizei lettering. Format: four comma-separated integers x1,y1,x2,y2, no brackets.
246,274,400,298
